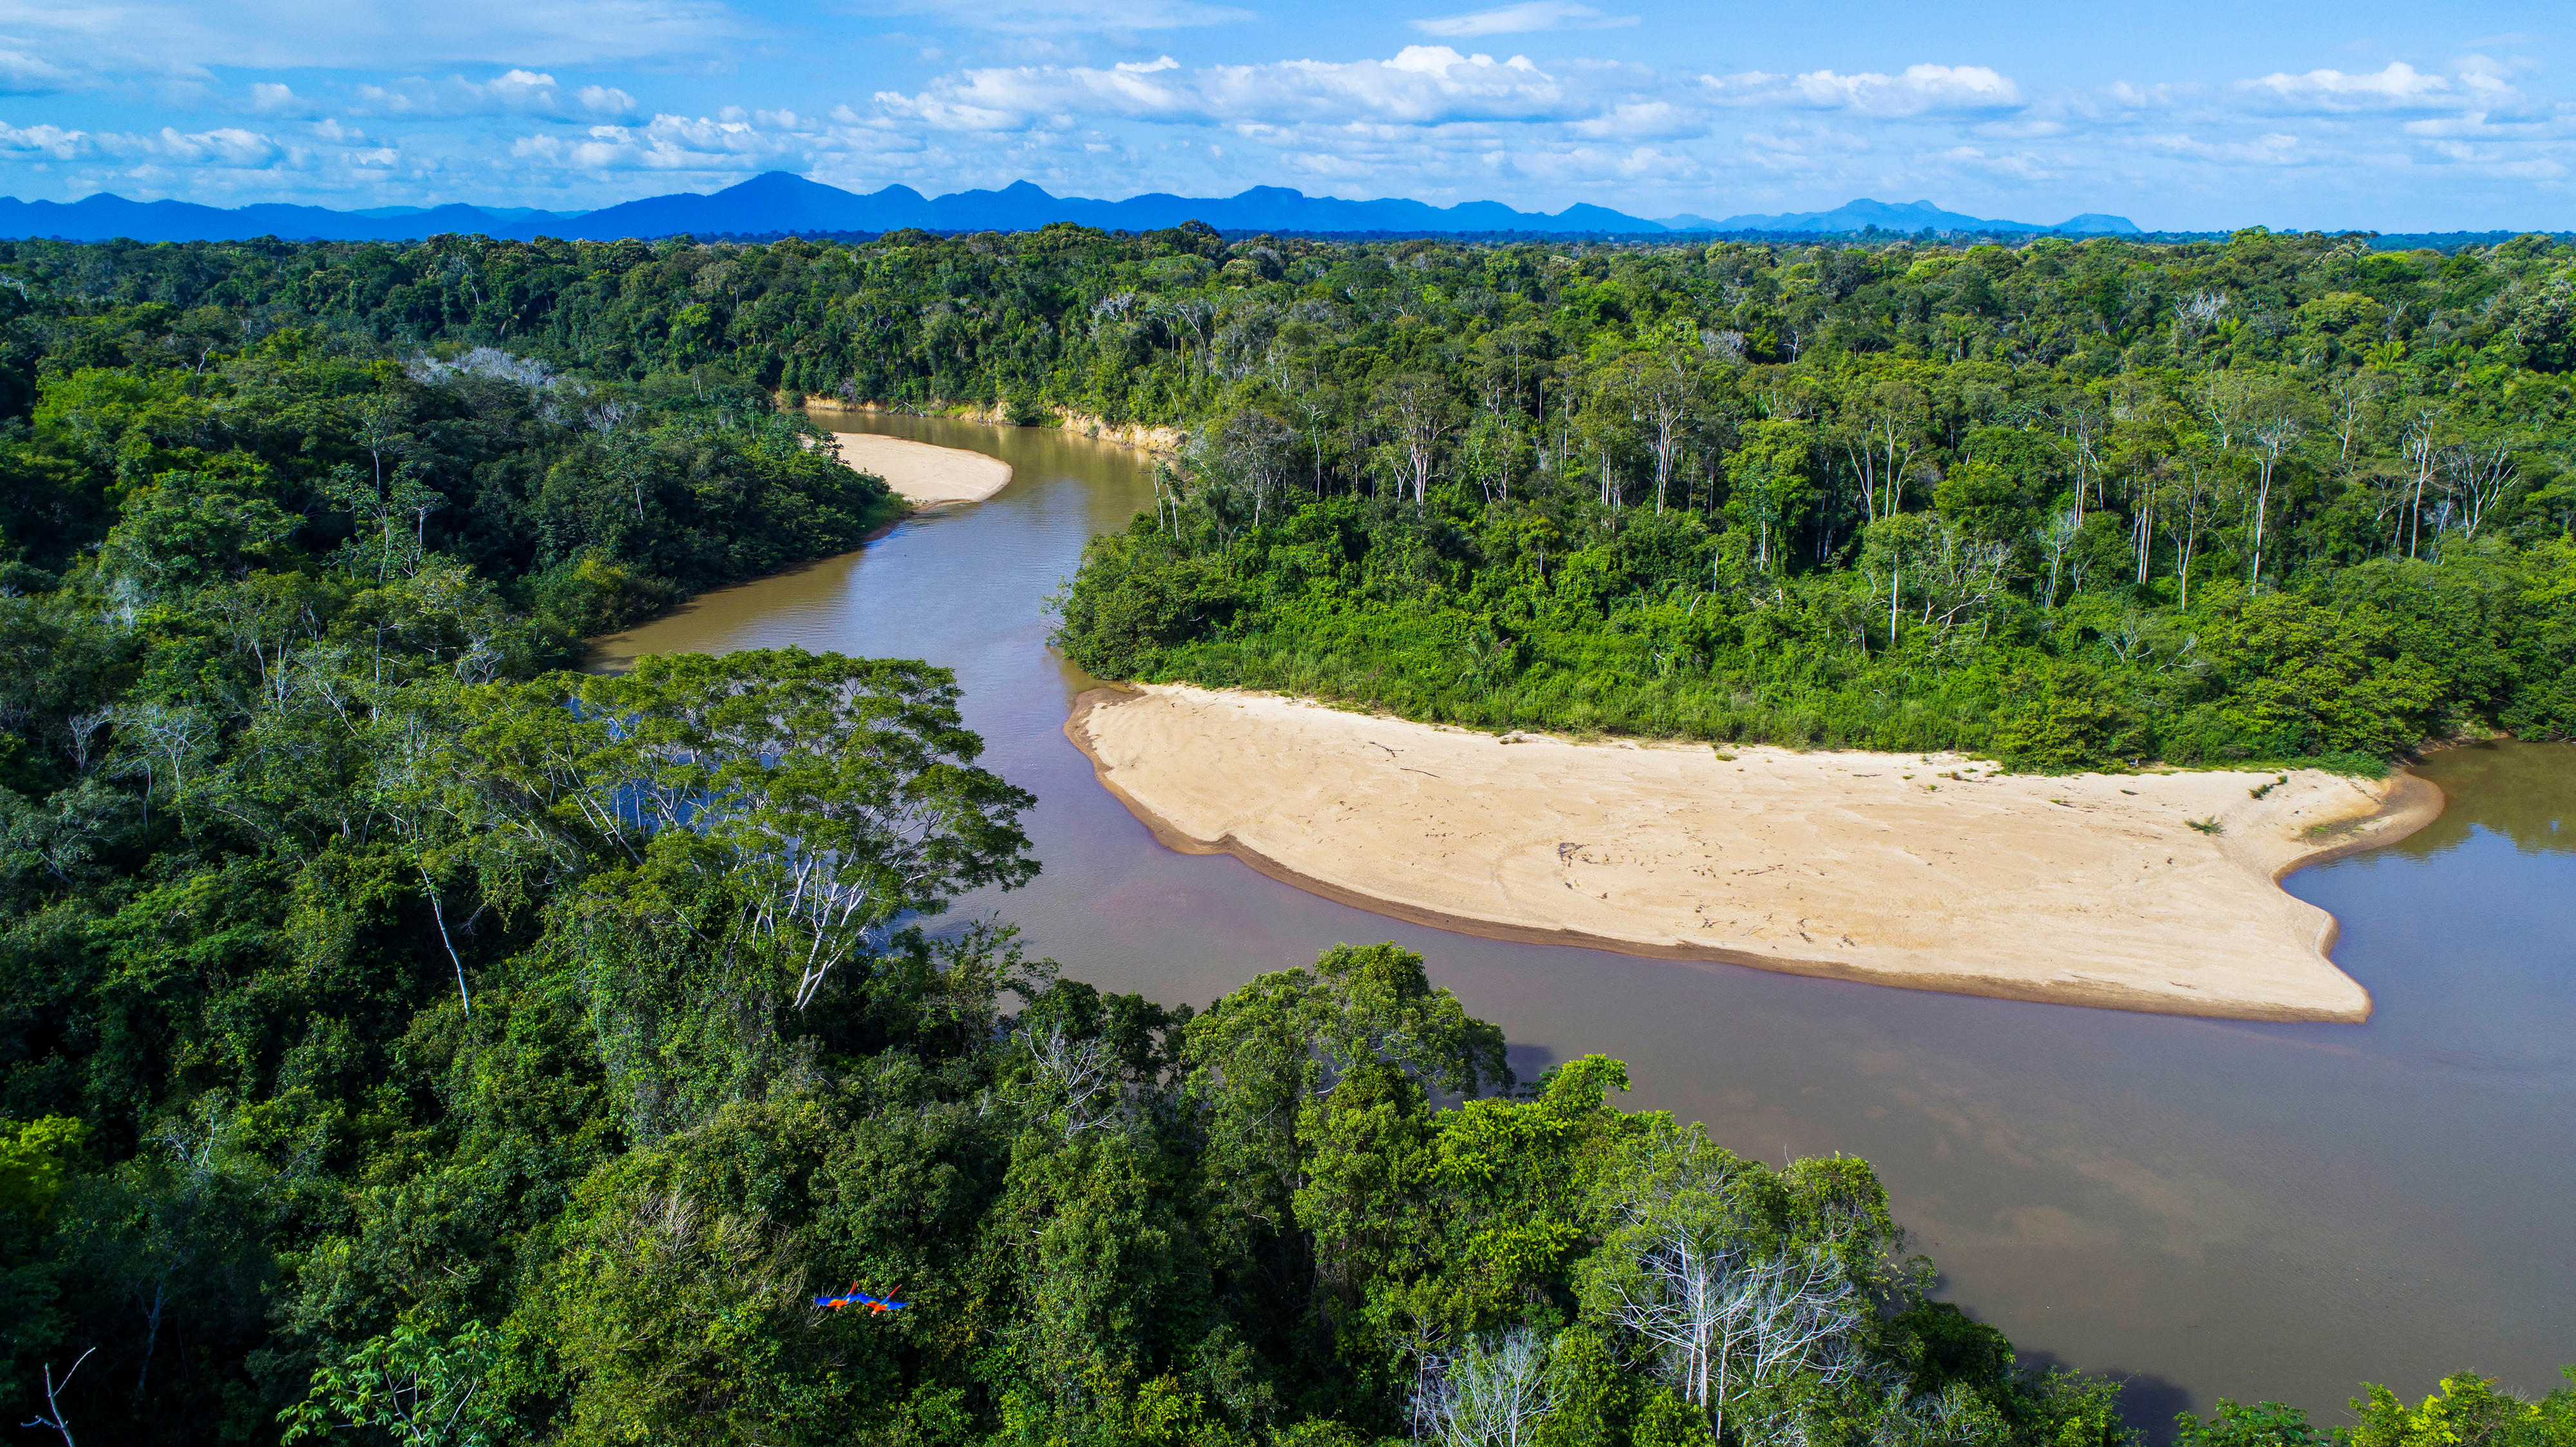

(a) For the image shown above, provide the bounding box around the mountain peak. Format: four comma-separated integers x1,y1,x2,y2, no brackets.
725,171,838,195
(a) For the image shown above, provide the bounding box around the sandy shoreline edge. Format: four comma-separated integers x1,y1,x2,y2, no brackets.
588,430,1014,667
827,431,1014,507
1066,685,2447,1023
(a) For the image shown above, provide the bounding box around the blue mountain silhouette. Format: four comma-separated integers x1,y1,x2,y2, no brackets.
1662,197,2139,235
0,173,2139,243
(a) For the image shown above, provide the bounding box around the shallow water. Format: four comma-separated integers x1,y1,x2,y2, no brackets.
595,415,2576,1433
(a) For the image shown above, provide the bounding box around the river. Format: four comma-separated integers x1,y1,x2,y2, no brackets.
592,414,2576,1434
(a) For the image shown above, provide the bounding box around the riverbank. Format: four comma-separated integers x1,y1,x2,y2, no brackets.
827,430,1014,506
1067,684,2445,1022
797,393,1189,454
589,425,1019,668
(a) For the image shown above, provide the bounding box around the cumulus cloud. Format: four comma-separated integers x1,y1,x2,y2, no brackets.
0,120,91,158
354,70,638,120
2241,61,2460,111
131,125,285,167
1789,64,2022,116
1694,64,2023,118
1412,2,1636,39
509,109,827,173
876,46,1578,131
0,121,296,167
6,122,301,170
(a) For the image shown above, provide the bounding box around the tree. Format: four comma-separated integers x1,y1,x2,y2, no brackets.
2346,1370,2576,1447
1843,381,1927,524
1376,375,1455,506
279,1322,508,1447
95,470,299,602
2037,507,2082,609
1628,352,1699,515
427,649,1037,1015
2438,438,2519,542
2163,448,2226,610
2246,417,2302,592
1412,1329,1557,1447
1724,420,1816,572
1582,1127,1888,1441
19,1349,93,1447
1186,943,1509,1244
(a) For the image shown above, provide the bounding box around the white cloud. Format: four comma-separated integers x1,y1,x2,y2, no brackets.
2090,80,2190,115
354,70,638,120
2145,130,2307,166
877,46,1578,132
0,120,91,158
19,123,302,175
0,44,75,92
2241,61,2461,112
1,12,2568,232
1694,63,2023,118
0,0,742,82
1568,100,1692,140
134,126,285,167
509,110,825,173
1938,144,2056,182
1412,2,1636,39
1790,64,2022,117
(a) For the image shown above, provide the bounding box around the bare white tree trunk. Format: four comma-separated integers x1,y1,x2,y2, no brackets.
1411,1329,1558,1447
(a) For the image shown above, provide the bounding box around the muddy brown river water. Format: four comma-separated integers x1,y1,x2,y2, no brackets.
592,414,2576,1435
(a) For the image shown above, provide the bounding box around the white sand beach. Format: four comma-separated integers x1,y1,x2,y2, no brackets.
829,431,1012,506
1067,684,2445,1022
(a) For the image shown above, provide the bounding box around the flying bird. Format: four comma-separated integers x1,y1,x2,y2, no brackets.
815,1283,909,1315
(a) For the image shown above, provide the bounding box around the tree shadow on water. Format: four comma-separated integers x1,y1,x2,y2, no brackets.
2020,1350,2193,1447
1504,1039,1560,1090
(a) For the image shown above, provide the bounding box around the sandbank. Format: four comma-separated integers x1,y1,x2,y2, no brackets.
1066,685,2445,1023
829,431,1012,506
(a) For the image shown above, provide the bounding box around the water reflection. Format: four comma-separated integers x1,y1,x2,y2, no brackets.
2397,741,2576,856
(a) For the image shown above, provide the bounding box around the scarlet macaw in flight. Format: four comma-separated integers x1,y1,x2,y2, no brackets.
815,1283,909,1315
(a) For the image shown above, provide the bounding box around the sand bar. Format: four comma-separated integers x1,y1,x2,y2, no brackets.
830,431,1012,506
1067,685,2445,1022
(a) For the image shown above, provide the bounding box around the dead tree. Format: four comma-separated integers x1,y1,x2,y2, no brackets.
1410,1329,1557,1446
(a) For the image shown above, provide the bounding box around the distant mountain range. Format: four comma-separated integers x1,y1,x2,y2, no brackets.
0,194,595,245
0,172,2141,244
1660,198,2141,236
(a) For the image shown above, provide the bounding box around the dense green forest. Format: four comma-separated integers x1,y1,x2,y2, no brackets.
1030,229,2576,769
3,226,2573,1445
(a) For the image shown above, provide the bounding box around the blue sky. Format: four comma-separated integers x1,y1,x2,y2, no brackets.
0,0,2566,229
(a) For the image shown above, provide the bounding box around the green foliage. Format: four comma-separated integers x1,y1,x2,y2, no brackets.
281,1319,513,1446
2176,1399,2334,1447
1010,232,2576,770
2177,1370,2576,1447
0,1117,84,1218
0,226,2562,1445
97,468,301,598
2347,1371,2576,1447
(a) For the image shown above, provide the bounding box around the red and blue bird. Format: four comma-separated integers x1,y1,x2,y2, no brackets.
815,1283,909,1316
